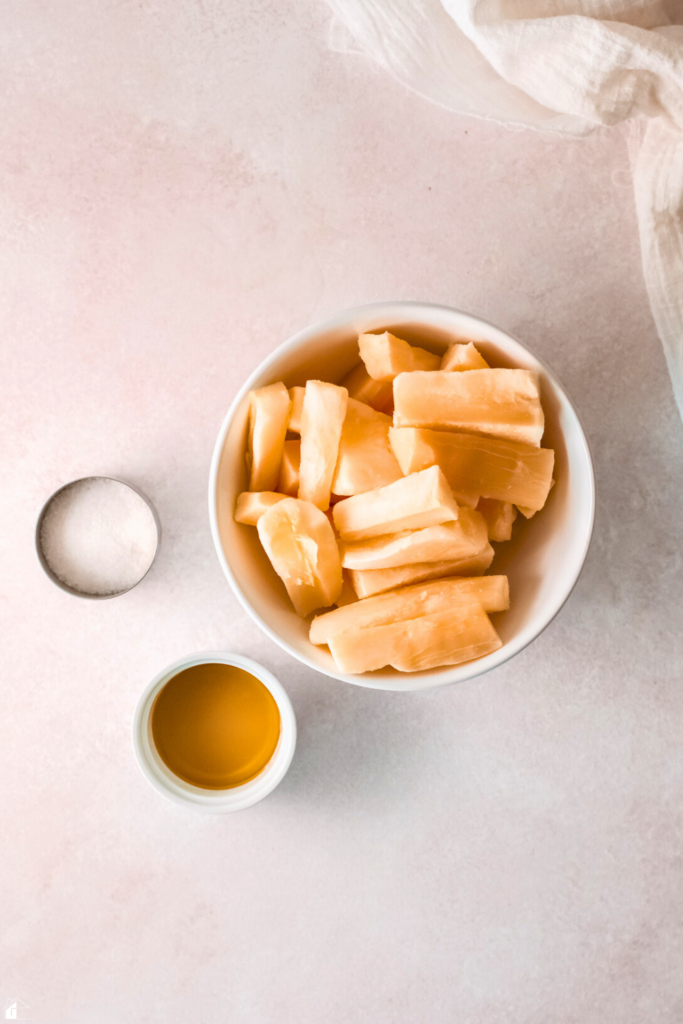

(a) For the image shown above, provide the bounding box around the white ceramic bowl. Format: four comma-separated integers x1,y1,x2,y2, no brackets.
132,651,297,812
209,302,595,692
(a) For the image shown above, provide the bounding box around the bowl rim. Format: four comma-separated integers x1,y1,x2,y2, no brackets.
208,300,596,691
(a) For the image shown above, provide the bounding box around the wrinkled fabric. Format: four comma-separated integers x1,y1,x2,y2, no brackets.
327,0,683,418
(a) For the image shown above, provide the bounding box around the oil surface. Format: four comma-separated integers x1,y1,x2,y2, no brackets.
151,663,281,789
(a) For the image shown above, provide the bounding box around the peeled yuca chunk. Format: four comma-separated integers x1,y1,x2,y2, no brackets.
441,342,489,371
331,398,403,496
359,331,440,382
234,491,287,525
341,362,394,413
298,381,348,511
477,498,518,542
328,605,502,673
246,382,291,491
348,545,494,599
287,387,305,432
278,439,301,497
310,574,509,645
518,477,555,518
333,465,458,542
390,427,554,513
393,369,544,446
340,508,488,570
257,497,342,617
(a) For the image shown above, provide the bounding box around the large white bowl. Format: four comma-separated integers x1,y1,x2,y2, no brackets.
209,302,595,692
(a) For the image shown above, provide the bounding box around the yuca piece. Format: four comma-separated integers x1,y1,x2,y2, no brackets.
234,491,287,525
477,498,518,542
341,362,394,413
331,398,403,496
340,508,488,570
393,369,544,446
328,606,502,673
441,342,489,371
298,381,348,511
278,439,301,497
333,465,459,542
390,427,554,513
287,387,305,432
257,497,342,617
310,575,509,645
246,382,291,491
518,479,554,519
348,545,494,599
359,331,440,381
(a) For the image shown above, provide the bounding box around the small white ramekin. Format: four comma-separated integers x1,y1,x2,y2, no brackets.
132,651,296,812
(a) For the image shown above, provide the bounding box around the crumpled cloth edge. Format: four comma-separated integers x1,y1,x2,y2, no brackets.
326,4,683,424
633,119,683,419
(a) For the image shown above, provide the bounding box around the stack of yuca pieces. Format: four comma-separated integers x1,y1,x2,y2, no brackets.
234,330,555,674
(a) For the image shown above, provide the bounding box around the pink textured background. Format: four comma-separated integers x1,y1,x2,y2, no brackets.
2,2,683,1022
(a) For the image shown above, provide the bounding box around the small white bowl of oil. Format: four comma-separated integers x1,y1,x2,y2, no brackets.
132,651,297,812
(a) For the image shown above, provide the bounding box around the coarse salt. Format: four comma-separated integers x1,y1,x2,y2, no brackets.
39,478,158,596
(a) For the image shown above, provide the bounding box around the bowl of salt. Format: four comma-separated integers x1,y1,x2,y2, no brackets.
36,476,160,599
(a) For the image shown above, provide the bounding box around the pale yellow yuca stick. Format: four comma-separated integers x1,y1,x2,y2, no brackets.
440,342,489,371
333,465,459,542
277,439,301,497
234,491,288,525
340,508,488,571
359,331,440,381
257,497,342,617
328,606,502,673
298,381,348,511
477,498,517,541
389,427,554,512
287,387,305,432
348,545,494,599
331,398,402,496
393,369,544,447
341,362,393,413
310,575,509,645
247,382,292,491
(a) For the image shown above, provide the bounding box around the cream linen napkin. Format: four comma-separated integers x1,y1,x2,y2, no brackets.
326,0,683,419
